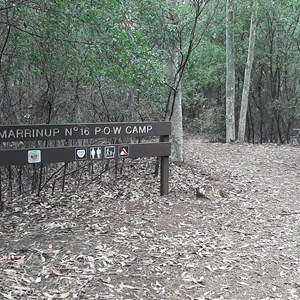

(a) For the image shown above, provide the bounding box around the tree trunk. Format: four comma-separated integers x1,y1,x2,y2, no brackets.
164,47,184,162
238,3,257,142
226,0,236,143
171,79,183,162
163,0,215,162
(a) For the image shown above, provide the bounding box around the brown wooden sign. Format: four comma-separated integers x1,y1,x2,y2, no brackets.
0,122,171,196
0,122,171,142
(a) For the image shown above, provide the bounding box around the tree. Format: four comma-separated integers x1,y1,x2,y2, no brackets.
237,1,257,142
164,0,217,161
226,0,236,143
247,0,300,143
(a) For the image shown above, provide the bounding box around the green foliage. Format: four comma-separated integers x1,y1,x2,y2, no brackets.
0,0,167,123
0,0,299,141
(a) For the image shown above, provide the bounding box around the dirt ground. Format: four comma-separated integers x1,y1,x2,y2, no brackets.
1,137,300,300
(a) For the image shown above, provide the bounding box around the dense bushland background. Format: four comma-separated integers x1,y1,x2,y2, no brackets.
0,0,299,199
1,0,299,142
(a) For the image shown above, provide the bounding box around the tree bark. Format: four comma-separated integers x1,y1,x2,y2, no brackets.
238,3,257,142
226,0,236,143
171,78,184,162
164,46,184,162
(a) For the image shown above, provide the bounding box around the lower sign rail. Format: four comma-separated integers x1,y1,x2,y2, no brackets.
0,142,170,165
0,142,171,198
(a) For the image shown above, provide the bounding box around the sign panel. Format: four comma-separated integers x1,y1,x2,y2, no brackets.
0,143,171,166
0,122,171,142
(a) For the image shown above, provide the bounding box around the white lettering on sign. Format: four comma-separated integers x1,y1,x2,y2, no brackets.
0,131,6,139
103,127,111,135
54,128,60,136
24,129,31,137
94,126,122,136
113,126,122,134
125,125,153,135
94,127,101,135
16,129,23,138
0,123,160,141
65,126,90,137
0,128,61,139
65,128,72,136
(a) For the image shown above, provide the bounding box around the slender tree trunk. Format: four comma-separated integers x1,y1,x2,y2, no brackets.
226,0,236,143
238,3,257,142
171,79,183,162
248,104,255,143
164,47,184,162
163,0,216,162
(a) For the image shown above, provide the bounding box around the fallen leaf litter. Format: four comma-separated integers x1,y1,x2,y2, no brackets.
0,137,300,299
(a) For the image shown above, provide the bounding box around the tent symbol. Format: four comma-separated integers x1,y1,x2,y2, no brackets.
119,146,129,158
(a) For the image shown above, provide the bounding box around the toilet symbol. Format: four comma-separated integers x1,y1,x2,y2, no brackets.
90,147,101,159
